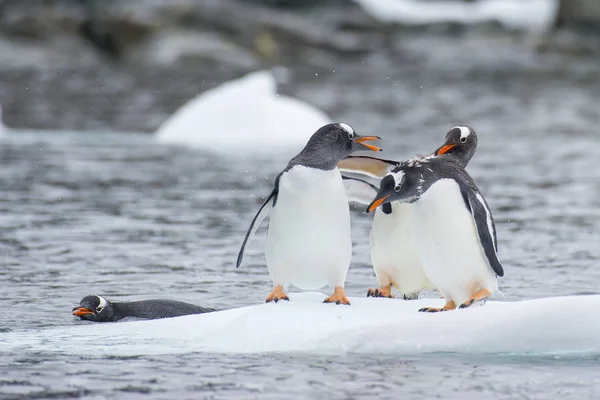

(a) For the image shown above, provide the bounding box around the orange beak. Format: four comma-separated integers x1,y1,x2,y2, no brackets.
367,195,390,213
354,136,382,152
436,144,456,155
72,307,93,317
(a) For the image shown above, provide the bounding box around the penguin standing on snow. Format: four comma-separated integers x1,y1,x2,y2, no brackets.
236,123,382,305
338,126,478,299
365,154,504,312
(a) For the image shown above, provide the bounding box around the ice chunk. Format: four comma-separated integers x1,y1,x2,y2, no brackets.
352,0,559,32
3,293,600,357
155,70,330,154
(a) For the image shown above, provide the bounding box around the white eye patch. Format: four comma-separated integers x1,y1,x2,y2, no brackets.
455,126,471,140
391,170,405,189
338,123,354,137
96,296,107,311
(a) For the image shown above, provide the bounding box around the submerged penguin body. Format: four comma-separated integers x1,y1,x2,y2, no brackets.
73,295,216,322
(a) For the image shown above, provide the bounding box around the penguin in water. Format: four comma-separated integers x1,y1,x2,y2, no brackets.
72,295,216,322
366,154,504,312
236,123,382,305
338,126,478,299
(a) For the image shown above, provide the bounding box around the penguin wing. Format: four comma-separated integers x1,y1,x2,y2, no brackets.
337,156,399,178
465,189,504,277
236,189,276,269
341,176,378,204
342,176,392,214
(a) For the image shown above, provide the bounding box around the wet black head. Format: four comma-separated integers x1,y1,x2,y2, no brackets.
72,295,116,322
433,126,478,167
290,123,382,170
366,156,461,212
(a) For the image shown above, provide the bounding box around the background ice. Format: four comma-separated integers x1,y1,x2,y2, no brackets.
352,0,559,32
154,70,331,155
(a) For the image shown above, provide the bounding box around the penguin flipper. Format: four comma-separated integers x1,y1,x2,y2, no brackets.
341,176,379,205
465,190,504,277
337,155,398,178
236,190,276,269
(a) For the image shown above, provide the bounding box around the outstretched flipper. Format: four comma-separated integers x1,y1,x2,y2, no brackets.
236,189,277,268
342,176,393,214
337,156,399,178
462,187,504,277
341,176,378,205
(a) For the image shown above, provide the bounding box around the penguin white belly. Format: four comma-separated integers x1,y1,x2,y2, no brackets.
370,203,432,295
413,179,497,306
265,166,351,291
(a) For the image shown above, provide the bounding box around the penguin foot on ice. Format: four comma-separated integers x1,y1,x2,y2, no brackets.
266,285,290,303
418,300,456,313
459,289,491,309
323,287,351,305
366,287,395,298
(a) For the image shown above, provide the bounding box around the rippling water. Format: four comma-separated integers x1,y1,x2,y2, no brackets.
2,59,600,398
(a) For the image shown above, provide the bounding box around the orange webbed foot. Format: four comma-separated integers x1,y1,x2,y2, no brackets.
459,289,491,309
324,287,350,305
419,300,456,313
266,285,289,303
366,286,395,298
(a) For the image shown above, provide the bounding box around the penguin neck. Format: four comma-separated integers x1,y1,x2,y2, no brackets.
289,140,347,171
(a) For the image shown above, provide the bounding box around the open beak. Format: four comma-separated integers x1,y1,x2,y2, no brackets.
354,136,382,152
72,307,93,317
436,144,456,155
367,195,390,213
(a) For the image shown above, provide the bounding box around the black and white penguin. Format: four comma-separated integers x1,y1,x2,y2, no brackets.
338,126,478,299
236,123,382,305
366,154,504,312
72,295,216,322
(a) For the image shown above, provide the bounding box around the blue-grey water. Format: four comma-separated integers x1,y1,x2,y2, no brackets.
2,46,600,398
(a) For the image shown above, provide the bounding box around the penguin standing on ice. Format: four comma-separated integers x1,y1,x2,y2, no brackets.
338,126,478,299
236,123,382,305
366,154,504,312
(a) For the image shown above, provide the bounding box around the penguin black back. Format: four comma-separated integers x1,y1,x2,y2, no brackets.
73,295,216,322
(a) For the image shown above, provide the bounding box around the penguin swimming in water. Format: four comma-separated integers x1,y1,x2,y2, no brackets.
72,295,216,322
338,126,478,300
236,123,382,305
366,154,504,312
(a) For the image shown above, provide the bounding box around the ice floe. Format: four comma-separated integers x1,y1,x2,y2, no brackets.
3,293,599,357
155,70,330,154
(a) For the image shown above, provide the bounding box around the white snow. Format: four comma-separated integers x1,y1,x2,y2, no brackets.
154,70,330,153
352,0,559,32
3,293,600,357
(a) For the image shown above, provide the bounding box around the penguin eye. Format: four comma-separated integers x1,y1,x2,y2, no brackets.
394,185,401,192
96,306,103,313
347,132,354,140
460,137,467,143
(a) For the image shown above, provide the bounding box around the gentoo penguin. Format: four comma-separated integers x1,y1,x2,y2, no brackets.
366,155,504,312
338,126,478,299
236,123,381,305
72,295,216,322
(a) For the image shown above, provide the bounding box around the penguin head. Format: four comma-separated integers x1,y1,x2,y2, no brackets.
433,126,478,166
366,157,431,212
72,295,116,322
295,123,381,167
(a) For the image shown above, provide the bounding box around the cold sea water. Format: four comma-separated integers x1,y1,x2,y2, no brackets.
2,38,600,400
